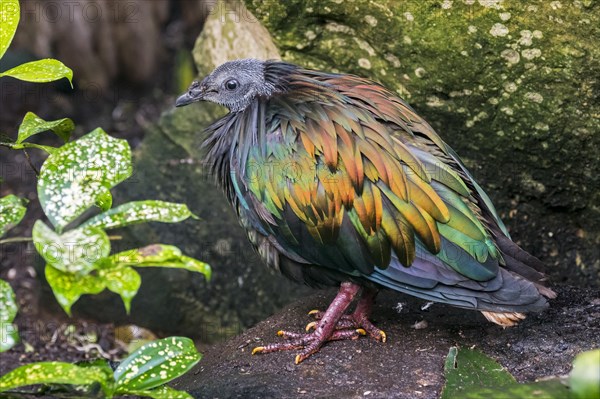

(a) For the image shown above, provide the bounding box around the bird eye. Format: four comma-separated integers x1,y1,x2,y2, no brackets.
225,79,239,91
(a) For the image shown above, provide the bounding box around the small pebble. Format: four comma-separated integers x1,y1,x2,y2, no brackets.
412,320,429,330
7,268,17,280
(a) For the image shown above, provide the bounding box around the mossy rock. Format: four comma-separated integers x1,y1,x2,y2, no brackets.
245,0,600,287
72,0,598,335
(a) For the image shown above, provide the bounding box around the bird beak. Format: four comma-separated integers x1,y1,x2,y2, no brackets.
175,80,204,107
175,92,196,107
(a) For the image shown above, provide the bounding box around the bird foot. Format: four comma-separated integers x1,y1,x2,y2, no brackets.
306,309,386,342
251,282,384,364
252,327,366,364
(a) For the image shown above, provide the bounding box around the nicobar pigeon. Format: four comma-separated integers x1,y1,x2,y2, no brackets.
176,59,556,364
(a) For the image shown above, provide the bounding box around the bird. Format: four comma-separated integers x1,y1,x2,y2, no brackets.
175,59,556,364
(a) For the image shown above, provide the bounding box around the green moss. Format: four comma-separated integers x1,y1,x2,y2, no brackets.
246,0,599,285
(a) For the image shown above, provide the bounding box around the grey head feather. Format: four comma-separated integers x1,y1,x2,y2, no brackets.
178,59,279,112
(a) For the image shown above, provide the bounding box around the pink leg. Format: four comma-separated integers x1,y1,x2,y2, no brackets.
252,283,386,364
252,282,363,364
308,286,386,342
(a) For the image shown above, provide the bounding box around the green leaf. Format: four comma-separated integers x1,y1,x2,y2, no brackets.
0,322,18,353
570,349,600,399
449,380,572,399
442,347,516,399
95,190,113,212
44,265,106,316
75,359,116,395
37,128,132,231
442,347,574,399
83,201,197,230
114,337,201,391
0,362,109,393
0,59,73,86
98,266,141,314
0,0,19,60
108,244,211,280
0,280,17,323
0,279,19,352
128,385,194,399
17,112,74,144
0,195,27,237
8,142,56,154
33,221,110,275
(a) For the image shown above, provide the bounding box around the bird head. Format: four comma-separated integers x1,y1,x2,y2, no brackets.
175,59,277,112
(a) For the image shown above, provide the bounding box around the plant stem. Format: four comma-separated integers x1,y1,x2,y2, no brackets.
1,142,41,175
0,237,33,244
0,236,121,245
23,148,40,176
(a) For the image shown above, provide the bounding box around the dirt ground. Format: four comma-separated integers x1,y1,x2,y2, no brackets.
171,285,600,399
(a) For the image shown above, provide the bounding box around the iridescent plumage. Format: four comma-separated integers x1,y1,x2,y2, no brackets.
177,59,555,362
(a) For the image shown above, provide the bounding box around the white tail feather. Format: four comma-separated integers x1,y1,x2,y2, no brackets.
481,311,526,327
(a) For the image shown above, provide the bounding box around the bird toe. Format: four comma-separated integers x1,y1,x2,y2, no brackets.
305,321,318,332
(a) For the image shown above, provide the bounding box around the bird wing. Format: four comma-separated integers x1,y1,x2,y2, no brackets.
237,71,510,288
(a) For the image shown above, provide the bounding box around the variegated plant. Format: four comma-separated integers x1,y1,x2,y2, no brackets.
0,0,209,320
0,337,201,398
0,4,209,388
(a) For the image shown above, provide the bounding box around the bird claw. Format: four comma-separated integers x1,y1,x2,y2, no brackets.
306,308,386,342
251,346,265,355
252,328,368,363
252,284,383,363
277,330,305,339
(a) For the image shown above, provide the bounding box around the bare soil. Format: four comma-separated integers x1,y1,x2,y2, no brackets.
171,285,600,399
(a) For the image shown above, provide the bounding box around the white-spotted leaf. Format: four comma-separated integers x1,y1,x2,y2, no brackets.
107,244,211,280
0,59,73,86
0,195,27,237
0,279,19,352
0,0,19,59
126,385,194,399
17,112,74,144
98,266,141,314
0,362,109,393
0,322,18,353
0,280,17,324
83,201,196,230
37,128,132,231
45,265,106,316
33,221,110,275
114,337,201,391
75,359,116,395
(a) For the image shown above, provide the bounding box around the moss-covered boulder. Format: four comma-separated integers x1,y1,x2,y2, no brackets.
244,0,599,286
73,0,598,336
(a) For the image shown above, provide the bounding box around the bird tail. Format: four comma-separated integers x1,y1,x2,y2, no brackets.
480,233,557,327
494,233,557,300
480,310,526,327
